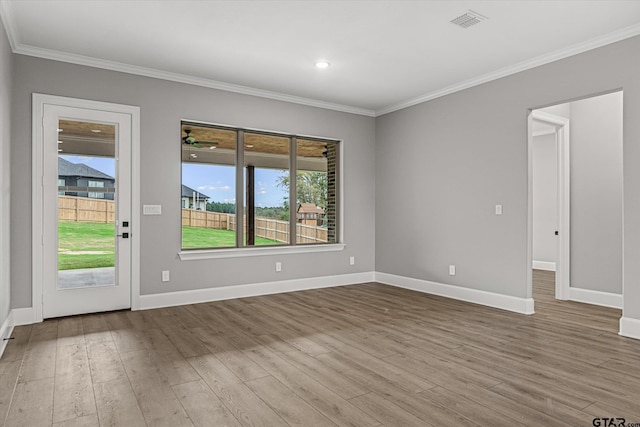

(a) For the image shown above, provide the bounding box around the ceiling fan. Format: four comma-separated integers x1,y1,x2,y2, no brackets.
182,129,219,148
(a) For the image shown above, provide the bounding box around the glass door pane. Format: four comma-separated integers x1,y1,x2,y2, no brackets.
57,119,117,289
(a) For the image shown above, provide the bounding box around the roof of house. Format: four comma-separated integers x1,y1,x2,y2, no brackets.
181,184,210,200
297,203,324,214
58,157,114,180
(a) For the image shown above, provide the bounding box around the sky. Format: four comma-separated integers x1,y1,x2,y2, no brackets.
60,155,289,208
61,155,115,177
182,164,289,207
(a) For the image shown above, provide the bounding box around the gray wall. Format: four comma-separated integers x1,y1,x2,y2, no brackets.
11,56,375,308
375,35,640,323
532,133,557,264
569,92,623,293
0,19,12,328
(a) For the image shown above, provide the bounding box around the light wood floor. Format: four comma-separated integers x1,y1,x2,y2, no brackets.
2,271,639,426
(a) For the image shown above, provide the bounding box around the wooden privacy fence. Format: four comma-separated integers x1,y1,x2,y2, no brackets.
181,208,328,243
58,195,115,223
58,198,328,243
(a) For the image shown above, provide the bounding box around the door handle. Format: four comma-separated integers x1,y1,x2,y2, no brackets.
117,232,129,238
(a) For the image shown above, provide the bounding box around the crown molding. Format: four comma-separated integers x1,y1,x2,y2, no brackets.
375,22,640,116
3,0,640,119
0,0,18,50
12,44,376,117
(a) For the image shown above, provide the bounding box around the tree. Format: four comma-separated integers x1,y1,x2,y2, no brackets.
276,171,327,208
206,201,235,214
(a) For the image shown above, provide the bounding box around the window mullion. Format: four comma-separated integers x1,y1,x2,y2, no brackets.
289,136,297,245
236,130,245,248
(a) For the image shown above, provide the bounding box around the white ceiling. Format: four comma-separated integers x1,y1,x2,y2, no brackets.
1,1,640,116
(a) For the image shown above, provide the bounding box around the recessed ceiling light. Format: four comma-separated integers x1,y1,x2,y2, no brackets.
58,140,63,144
190,153,198,158
58,148,63,152
57,128,63,132
246,144,254,148
315,61,330,69
91,129,101,133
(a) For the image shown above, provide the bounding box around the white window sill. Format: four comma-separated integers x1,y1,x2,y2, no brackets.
179,243,345,260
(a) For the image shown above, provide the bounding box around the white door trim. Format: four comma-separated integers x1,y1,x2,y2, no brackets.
32,94,140,322
528,110,570,301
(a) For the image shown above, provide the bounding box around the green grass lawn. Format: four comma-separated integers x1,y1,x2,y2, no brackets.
181,226,278,248
58,221,279,270
58,221,116,270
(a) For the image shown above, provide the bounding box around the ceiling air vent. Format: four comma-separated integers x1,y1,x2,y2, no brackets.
450,10,488,29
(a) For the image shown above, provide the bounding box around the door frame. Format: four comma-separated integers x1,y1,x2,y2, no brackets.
527,109,570,301
32,94,141,322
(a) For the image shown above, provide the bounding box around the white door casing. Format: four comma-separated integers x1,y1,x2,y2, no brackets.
528,109,570,301
33,94,140,321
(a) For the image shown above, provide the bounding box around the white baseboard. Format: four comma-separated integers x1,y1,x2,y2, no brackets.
568,287,622,309
138,271,376,310
619,317,640,340
375,272,535,315
0,311,14,358
532,260,556,271
12,307,36,326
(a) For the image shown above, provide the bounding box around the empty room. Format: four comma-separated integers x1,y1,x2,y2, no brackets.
1,1,640,426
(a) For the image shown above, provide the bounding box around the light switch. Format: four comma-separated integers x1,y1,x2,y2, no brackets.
143,205,162,215
495,204,503,215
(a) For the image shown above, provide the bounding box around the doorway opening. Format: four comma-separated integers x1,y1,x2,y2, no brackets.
528,91,623,310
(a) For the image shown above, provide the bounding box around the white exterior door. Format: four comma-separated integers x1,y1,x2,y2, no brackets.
36,98,137,318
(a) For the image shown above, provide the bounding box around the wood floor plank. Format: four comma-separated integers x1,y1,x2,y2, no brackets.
149,311,210,358
349,392,433,427
53,344,97,423
189,353,287,427
137,327,201,386
18,322,58,383
52,413,99,427
279,349,369,400
4,377,54,427
120,349,193,427
244,345,381,427
56,317,85,348
104,312,146,354
0,360,21,424
93,378,146,427
173,380,242,427
245,375,337,426
86,339,126,384
190,327,268,382
0,325,32,363
80,314,111,344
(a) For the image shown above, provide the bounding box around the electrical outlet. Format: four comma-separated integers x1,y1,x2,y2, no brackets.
275,262,282,272
349,256,355,265
449,265,456,276
161,270,170,282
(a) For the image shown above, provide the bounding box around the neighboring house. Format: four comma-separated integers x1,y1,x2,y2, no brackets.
182,184,210,210
297,203,325,226
58,157,115,200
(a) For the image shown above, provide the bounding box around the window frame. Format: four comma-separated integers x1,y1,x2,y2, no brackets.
179,120,344,259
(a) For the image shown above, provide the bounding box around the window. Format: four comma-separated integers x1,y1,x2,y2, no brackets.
181,121,339,250
58,178,66,195
88,180,105,199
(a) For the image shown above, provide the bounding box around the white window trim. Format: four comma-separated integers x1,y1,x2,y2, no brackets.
179,243,345,260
